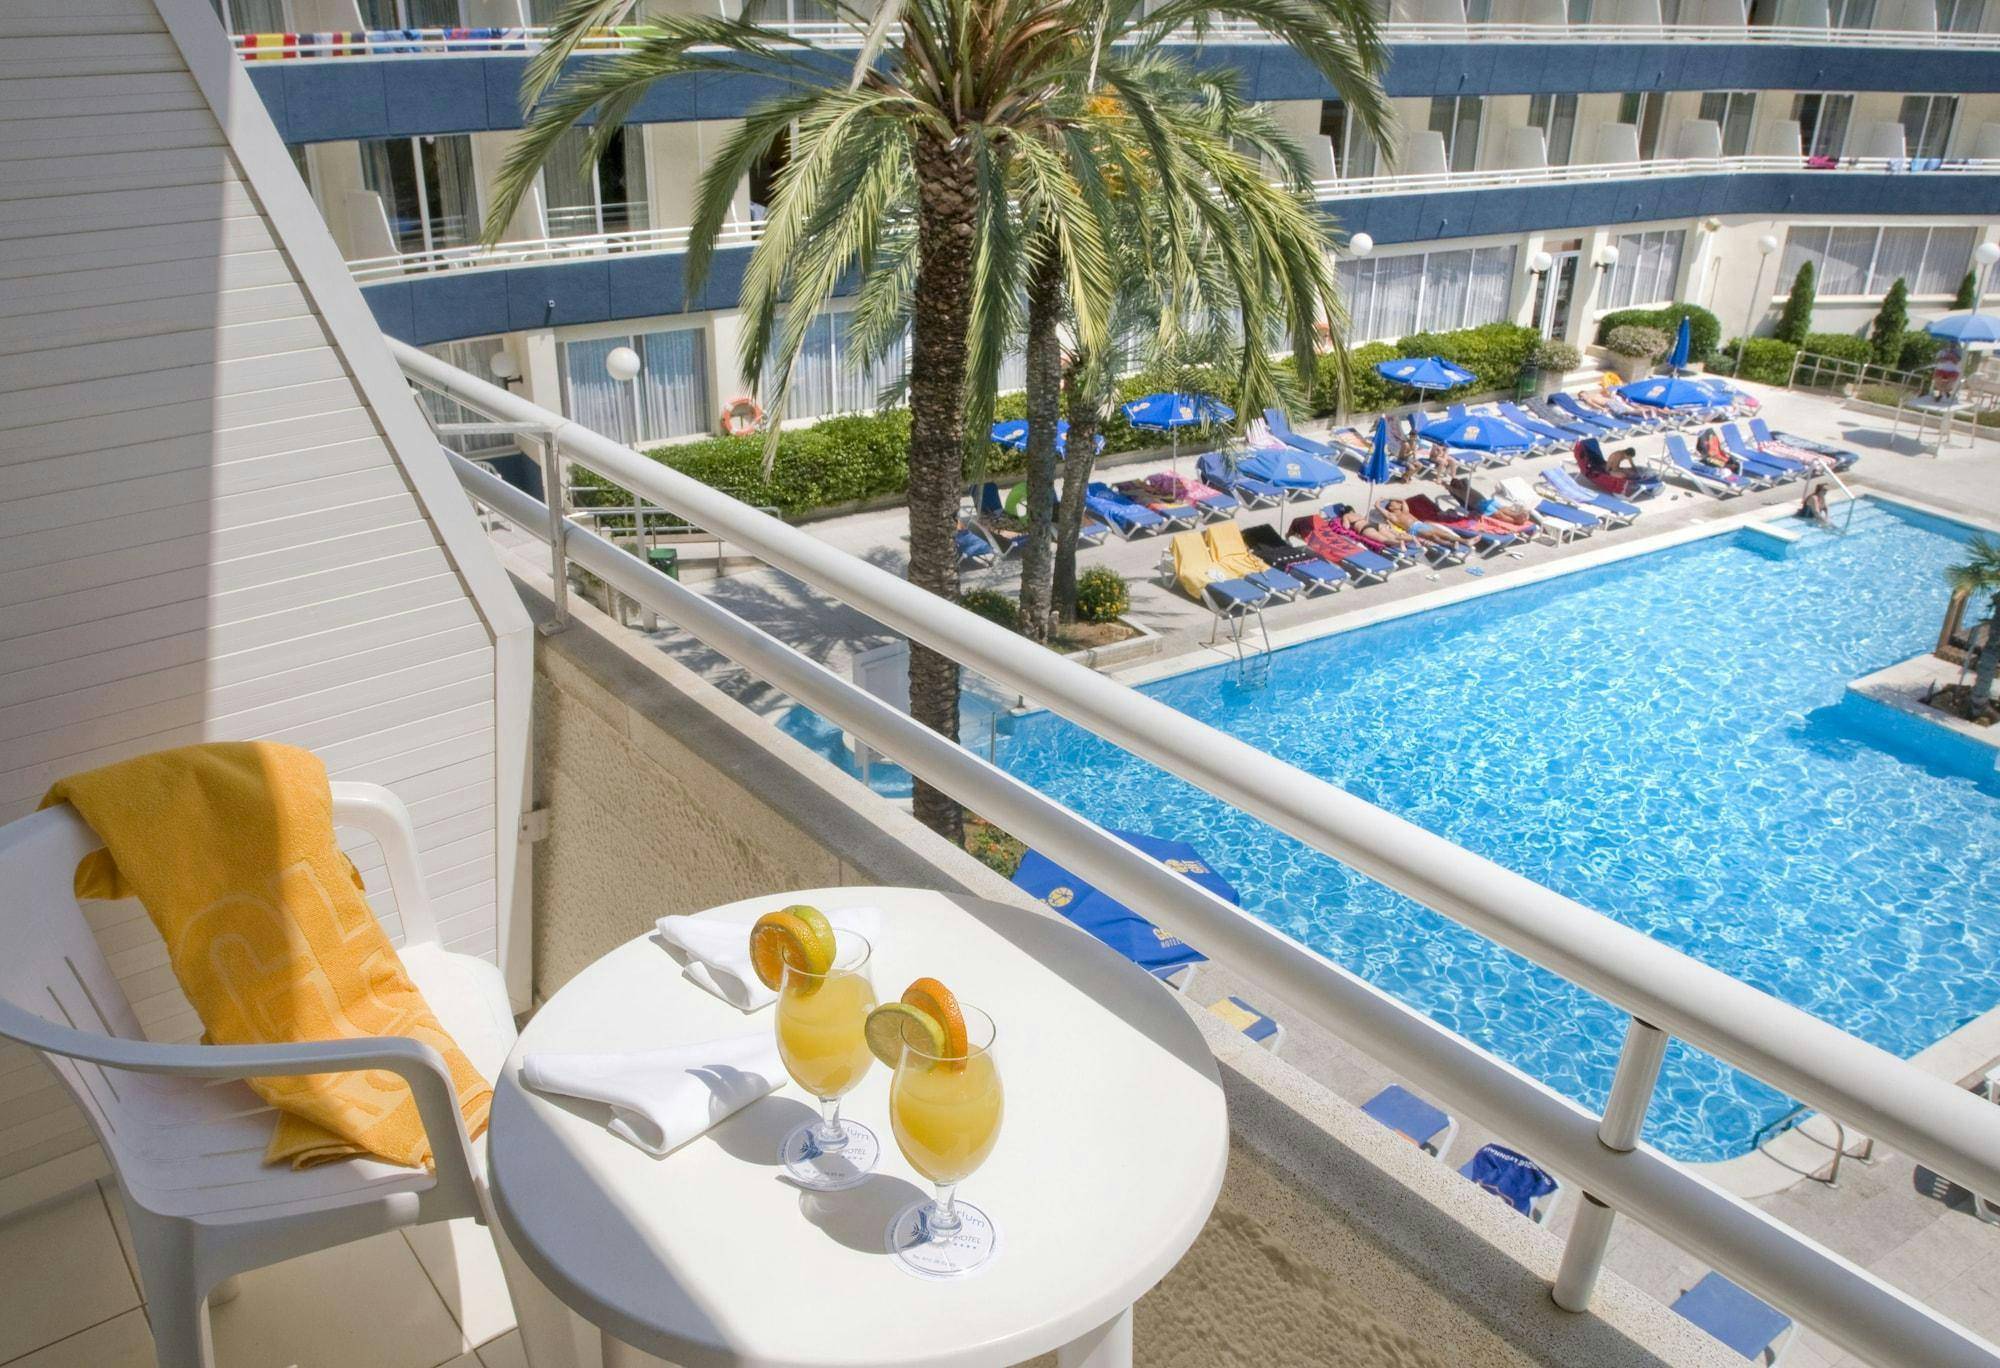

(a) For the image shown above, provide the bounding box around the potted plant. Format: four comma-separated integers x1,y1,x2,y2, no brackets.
1603,324,1670,380
1530,339,1581,394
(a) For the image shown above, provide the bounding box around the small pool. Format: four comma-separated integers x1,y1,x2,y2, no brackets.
789,500,2000,1160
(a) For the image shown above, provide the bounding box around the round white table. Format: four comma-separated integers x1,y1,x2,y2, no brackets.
489,886,1229,1368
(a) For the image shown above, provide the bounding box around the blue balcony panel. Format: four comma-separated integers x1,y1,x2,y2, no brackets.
254,43,2000,142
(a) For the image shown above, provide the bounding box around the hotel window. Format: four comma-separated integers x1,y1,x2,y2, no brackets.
1898,95,1958,161
1527,94,1579,167
1936,0,1985,28
1697,92,1757,158
1567,0,1592,21
214,0,285,32
1321,101,1380,179
1427,96,1484,174
1658,0,1683,21
742,0,837,22
561,326,713,445
1602,229,1685,309
420,339,519,456
1792,93,1853,160
359,0,459,24
1336,244,1519,343
1826,0,1877,25
359,135,478,256
1463,0,1492,19
1779,225,1976,296
773,310,909,421
1615,92,1666,160
543,126,651,239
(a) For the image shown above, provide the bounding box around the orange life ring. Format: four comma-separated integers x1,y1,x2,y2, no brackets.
721,395,764,436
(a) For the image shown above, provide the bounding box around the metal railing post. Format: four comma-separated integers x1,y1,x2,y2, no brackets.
1553,1018,1669,1312
537,427,570,632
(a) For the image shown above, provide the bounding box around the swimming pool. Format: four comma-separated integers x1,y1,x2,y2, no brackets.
789,499,1999,1160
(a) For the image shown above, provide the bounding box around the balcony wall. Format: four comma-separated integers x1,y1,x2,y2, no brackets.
514,564,1740,1368
246,41,2000,143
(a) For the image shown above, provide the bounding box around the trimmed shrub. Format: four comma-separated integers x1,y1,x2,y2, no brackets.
1776,260,1815,345
1316,324,1540,416
1593,303,1723,362
959,588,1020,631
1603,325,1670,362
1718,337,1798,384
1532,339,1581,373
1800,332,1872,364
1869,277,1910,364
1898,330,1944,374
1954,269,1979,311
1074,566,1130,624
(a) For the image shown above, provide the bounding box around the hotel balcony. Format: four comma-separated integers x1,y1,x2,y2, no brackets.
4,3,2000,1368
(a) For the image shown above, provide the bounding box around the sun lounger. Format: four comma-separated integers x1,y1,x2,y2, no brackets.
1325,425,1406,477
956,522,999,568
1147,471,1240,522
1114,479,1203,528
1662,434,1750,498
1198,452,1285,509
1458,1144,1564,1224
1207,995,1284,1052
1502,401,1593,442
1086,482,1172,536
1263,408,1341,460
1472,404,1565,454
1277,516,1396,585
1325,502,1464,567
1360,1084,1457,1156
1498,476,1600,539
1540,467,1641,527
1545,393,1634,433
1205,523,1323,599
1748,418,1858,472
1670,1273,1795,1364
1169,531,1274,622
1239,523,1354,592
1407,493,1520,554
1721,425,1808,482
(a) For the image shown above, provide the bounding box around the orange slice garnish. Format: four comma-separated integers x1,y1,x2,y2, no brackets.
748,907,835,990
900,977,968,1060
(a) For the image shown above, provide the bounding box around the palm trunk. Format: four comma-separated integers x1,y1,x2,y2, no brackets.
1053,356,1105,623
1974,592,2000,716
904,131,977,843
1017,245,1064,643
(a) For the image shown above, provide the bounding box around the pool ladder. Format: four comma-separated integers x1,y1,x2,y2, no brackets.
1751,1104,1876,1187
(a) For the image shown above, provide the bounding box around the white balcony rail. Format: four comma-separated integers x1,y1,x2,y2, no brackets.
233,18,2000,56
347,154,2000,283
394,339,2000,1368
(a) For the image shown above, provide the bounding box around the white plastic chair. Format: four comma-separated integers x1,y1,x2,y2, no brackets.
0,781,517,1368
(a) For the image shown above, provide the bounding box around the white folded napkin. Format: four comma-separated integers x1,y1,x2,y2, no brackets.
655,906,881,1012
520,1033,785,1157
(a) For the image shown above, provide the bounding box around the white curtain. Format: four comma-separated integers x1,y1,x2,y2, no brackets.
563,337,639,445
1918,227,1976,295
1465,246,1516,326
1819,226,1876,295
637,328,710,440
1605,231,1684,309
1418,250,1472,332
544,127,600,239
1869,228,1928,294
1374,254,1424,339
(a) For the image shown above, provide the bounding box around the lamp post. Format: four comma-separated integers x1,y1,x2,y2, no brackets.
1973,240,2000,311
1528,250,1554,334
1735,233,1781,379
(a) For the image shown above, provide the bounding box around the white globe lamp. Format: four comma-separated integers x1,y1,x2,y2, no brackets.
605,346,642,383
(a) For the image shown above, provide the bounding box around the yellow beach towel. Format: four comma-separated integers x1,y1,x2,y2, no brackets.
41,743,491,1169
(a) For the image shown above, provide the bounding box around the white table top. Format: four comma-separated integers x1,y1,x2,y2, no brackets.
489,886,1229,1368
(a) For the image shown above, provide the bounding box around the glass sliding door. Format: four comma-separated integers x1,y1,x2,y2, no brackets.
359,0,459,25
1427,96,1484,173
1898,95,1957,161
544,126,652,239
1697,91,1756,157
1527,94,1578,166
1616,92,1665,160
561,326,713,445
1792,93,1853,160
360,135,477,256
1321,101,1379,179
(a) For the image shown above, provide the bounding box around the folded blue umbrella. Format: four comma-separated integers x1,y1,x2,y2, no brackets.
1458,1144,1559,1216
1121,391,1235,430
1375,355,1477,392
1360,416,1394,487
1413,410,1538,452
1617,375,1723,409
1666,315,1692,371
1926,310,2000,345
1011,829,1237,978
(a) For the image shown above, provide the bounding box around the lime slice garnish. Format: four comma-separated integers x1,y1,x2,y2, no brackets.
748,908,834,990
865,1002,946,1069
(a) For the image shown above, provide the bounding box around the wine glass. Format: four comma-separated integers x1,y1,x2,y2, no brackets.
774,932,879,1190
885,1003,1004,1276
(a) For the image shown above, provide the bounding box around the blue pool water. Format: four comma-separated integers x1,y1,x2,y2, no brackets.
788,500,2000,1160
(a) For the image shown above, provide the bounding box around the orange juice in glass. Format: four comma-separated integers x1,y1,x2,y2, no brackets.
887,1003,1003,1276
775,934,879,1190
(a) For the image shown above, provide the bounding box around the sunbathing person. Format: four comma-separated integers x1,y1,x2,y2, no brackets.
1693,427,1740,476
1448,478,1536,535
1383,498,1475,547
1416,439,1464,482
1337,505,1418,553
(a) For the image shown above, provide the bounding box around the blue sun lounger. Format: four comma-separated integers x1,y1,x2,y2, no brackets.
1360,1085,1458,1156
1721,425,1809,482
1540,467,1641,527
1663,434,1751,497
1548,391,1648,434
1084,483,1170,537
1459,1144,1564,1224
1501,401,1592,442
1206,995,1285,1051
1199,452,1286,509
1749,417,1858,471
956,523,999,568
1671,1273,1794,1364
1264,408,1340,460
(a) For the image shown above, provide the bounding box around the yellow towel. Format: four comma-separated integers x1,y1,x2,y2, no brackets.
41,743,491,1170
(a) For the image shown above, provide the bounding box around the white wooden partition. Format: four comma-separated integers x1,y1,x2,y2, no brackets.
0,0,533,1212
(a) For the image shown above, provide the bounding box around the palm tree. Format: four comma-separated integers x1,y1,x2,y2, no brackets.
486,0,1388,838
1946,535,2000,718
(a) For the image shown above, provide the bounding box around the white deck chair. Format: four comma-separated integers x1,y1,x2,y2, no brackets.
0,782,516,1368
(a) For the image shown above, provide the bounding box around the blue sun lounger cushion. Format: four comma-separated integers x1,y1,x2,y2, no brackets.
1671,1273,1793,1362
1360,1085,1455,1155
1207,995,1282,1049
1262,408,1339,459
1458,1144,1559,1218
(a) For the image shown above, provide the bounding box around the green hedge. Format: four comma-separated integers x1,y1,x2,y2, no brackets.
1594,304,1723,363
1897,331,1944,373
1314,323,1542,417
1717,337,1798,385
1799,332,1872,364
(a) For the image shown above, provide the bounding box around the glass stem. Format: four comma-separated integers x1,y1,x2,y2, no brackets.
928,1182,962,1237
813,1096,849,1152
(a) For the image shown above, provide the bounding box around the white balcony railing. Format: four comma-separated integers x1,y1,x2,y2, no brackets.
347,154,2000,284
394,338,2000,1368
232,18,2000,58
